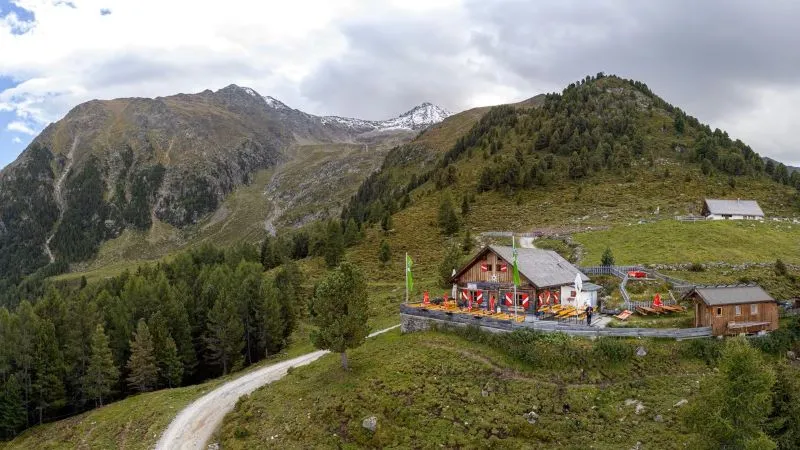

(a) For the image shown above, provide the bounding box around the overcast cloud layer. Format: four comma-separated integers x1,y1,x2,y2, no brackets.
1,0,799,168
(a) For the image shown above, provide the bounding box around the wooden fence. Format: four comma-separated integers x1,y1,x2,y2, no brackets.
400,305,712,339
580,265,694,310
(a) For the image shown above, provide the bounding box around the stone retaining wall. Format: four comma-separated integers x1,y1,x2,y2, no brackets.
400,305,712,339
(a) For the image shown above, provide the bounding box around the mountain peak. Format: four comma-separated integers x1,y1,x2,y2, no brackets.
217,84,261,98
263,95,290,110
384,102,450,130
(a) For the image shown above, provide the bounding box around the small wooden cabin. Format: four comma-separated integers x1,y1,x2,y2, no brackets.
450,245,591,313
684,285,779,336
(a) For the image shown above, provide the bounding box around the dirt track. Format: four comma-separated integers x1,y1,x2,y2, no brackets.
155,325,399,450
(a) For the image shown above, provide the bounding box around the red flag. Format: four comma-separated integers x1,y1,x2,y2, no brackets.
499,264,508,272
475,290,484,304
480,262,488,272
521,293,530,309
553,291,560,305
489,295,496,311
504,292,513,306
653,293,662,307
423,291,430,305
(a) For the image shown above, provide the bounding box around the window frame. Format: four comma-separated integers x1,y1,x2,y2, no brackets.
716,307,723,317
735,305,741,316
750,304,758,315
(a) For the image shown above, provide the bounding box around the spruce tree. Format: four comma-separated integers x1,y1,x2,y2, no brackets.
83,324,119,406
601,248,615,266
684,337,776,448
205,293,245,375
161,336,184,388
126,319,159,392
378,240,392,265
323,220,345,268
437,193,460,235
461,229,473,253
259,281,285,356
343,218,360,247
273,261,300,341
0,374,26,439
310,262,370,370
380,212,393,233
32,319,66,424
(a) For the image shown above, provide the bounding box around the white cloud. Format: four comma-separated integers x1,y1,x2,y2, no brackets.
1,0,800,167
12,137,22,144
7,120,36,135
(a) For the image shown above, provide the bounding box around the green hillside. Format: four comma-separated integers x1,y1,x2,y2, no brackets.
219,327,798,449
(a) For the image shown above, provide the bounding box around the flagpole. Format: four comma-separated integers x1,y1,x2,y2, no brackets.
513,236,517,325
405,252,408,304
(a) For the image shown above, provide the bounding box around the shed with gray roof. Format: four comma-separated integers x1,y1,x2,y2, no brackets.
683,285,778,335
701,198,764,220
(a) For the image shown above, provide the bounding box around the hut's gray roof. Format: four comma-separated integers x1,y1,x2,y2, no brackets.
582,282,603,292
703,199,764,217
489,245,589,288
684,285,775,306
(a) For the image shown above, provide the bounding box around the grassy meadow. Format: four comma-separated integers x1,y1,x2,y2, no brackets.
219,328,716,449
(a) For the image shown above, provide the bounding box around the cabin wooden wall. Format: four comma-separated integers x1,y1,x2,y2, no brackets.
456,251,518,285
695,301,779,336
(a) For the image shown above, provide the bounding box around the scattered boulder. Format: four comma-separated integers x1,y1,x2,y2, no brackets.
635,403,646,415
362,416,378,433
481,390,489,397
654,414,664,423
523,411,539,424
674,399,688,408
787,351,796,360
636,346,647,357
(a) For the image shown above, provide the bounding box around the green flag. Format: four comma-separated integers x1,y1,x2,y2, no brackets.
406,254,414,293
512,239,521,286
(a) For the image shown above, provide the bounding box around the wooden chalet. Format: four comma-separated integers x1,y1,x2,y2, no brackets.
684,285,779,336
450,245,590,314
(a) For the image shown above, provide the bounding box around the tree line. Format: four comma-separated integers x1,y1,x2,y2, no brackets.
0,242,299,439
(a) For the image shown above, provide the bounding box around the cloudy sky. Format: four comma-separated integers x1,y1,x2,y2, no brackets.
1,0,799,168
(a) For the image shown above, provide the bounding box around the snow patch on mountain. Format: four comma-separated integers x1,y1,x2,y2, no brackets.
264,94,450,132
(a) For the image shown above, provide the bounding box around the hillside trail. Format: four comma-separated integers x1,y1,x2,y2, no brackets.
155,324,400,450
44,135,79,263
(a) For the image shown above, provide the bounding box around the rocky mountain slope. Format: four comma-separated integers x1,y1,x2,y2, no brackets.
0,85,449,286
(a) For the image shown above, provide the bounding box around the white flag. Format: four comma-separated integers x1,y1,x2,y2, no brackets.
574,273,583,293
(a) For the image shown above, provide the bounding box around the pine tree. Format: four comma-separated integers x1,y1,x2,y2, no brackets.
380,212,393,233
205,293,245,375
684,336,776,448
461,229,473,253
437,193,460,235
161,336,184,388
126,319,159,392
767,363,800,449
83,324,119,407
0,374,26,439
273,262,300,341
310,262,370,370
32,319,66,424
323,220,345,268
378,240,392,265
259,281,285,356
601,248,615,266
343,218,360,247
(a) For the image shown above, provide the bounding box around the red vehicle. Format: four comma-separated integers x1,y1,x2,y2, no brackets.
627,271,647,279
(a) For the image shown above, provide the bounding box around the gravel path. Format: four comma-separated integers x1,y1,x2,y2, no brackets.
155,325,400,450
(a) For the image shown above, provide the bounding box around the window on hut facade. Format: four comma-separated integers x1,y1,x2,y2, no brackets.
716,307,722,316
735,305,741,316
751,304,758,314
